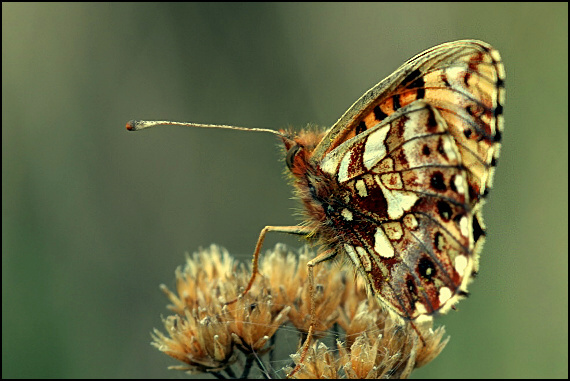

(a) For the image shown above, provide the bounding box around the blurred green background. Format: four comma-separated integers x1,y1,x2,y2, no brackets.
3,3,567,378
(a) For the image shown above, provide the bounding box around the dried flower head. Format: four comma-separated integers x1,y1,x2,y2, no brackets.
151,307,235,373
152,244,449,378
260,244,344,334
284,298,448,379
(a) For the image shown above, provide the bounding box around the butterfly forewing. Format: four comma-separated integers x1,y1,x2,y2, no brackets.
307,40,504,322
313,40,504,205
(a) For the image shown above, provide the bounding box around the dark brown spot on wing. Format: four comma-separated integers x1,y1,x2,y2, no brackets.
374,105,388,121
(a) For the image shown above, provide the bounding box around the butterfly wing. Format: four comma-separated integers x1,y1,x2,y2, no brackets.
313,40,505,207
314,40,504,321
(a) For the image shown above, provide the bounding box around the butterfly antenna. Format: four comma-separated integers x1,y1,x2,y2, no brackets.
126,119,285,137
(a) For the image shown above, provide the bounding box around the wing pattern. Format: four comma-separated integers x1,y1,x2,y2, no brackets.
312,40,504,321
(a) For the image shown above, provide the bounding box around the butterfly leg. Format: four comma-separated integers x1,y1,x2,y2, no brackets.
225,225,311,306
287,248,337,378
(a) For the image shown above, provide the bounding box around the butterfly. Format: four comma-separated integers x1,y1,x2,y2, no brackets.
127,39,504,375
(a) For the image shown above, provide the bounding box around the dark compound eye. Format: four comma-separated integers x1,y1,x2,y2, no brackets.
285,144,301,171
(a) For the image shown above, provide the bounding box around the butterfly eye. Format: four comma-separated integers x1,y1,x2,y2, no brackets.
285,144,301,171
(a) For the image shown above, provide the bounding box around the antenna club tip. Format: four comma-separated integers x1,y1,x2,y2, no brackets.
125,120,138,131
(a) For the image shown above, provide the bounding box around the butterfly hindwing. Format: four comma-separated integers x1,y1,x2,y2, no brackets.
318,102,473,320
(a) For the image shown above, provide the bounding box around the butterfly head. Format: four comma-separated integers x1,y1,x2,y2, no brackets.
280,128,326,176
279,128,339,235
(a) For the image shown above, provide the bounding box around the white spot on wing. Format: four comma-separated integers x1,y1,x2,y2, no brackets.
454,174,465,194
363,125,390,170
416,303,428,315
341,208,353,221
355,179,368,197
375,176,418,219
374,227,394,258
338,151,352,182
443,137,457,161
455,255,468,276
439,286,453,305
460,216,469,237
320,157,337,176
491,49,506,79
320,146,346,177
446,66,469,94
